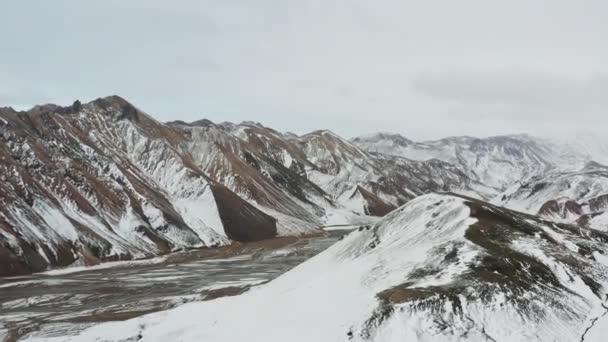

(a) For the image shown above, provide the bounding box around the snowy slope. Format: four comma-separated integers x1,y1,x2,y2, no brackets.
32,193,608,341
168,120,333,232
541,132,608,167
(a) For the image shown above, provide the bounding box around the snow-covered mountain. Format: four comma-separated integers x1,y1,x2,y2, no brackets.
3,96,607,277
220,125,485,219
6,97,608,340
32,193,608,341
291,130,489,215
0,97,281,276
0,97,489,276
354,132,608,230
352,133,583,191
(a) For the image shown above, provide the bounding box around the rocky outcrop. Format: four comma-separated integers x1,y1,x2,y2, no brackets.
589,194,608,213
210,183,277,241
352,186,396,217
538,199,583,218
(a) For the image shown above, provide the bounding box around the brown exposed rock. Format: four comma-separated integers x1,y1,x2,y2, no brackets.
577,212,606,228
563,200,583,216
538,200,558,216
210,183,278,241
0,244,31,277
353,186,397,217
538,199,583,218
588,194,608,213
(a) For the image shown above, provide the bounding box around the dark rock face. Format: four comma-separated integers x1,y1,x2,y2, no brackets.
210,183,277,241
563,200,583,216
0,244,34,277
354,186,396,217
91,95,140,121
71,100,82,112
589,194,608,213
528,182,549,197
189,119,215,127
351,133,413,147
538,199,583,218
576,213,602,227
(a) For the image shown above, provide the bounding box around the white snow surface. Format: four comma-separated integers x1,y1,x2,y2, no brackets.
38,255,169,276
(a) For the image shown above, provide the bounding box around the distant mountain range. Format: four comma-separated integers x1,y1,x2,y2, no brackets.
353,131,608,230
1,96,607,276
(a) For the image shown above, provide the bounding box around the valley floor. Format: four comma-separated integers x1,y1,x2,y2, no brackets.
0,231,348,341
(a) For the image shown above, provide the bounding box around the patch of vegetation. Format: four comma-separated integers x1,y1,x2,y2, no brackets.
377,283,438,304
463,201,562,291
377,282,466,316
407,266,443,280
358,297,395,340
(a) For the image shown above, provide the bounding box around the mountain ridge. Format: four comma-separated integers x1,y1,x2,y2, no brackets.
0,97,478,275
2,95,608,276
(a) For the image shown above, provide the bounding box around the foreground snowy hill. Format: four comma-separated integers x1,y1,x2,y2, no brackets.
33,193,608,341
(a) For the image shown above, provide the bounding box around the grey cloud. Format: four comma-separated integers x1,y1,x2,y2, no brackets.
0,88,52,110
413,70,608,106
410,70,608,123
1,0,608,140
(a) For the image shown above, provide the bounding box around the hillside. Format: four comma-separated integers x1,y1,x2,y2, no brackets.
32,193,608,341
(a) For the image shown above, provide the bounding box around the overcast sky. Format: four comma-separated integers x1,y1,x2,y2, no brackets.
1,1,607,140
